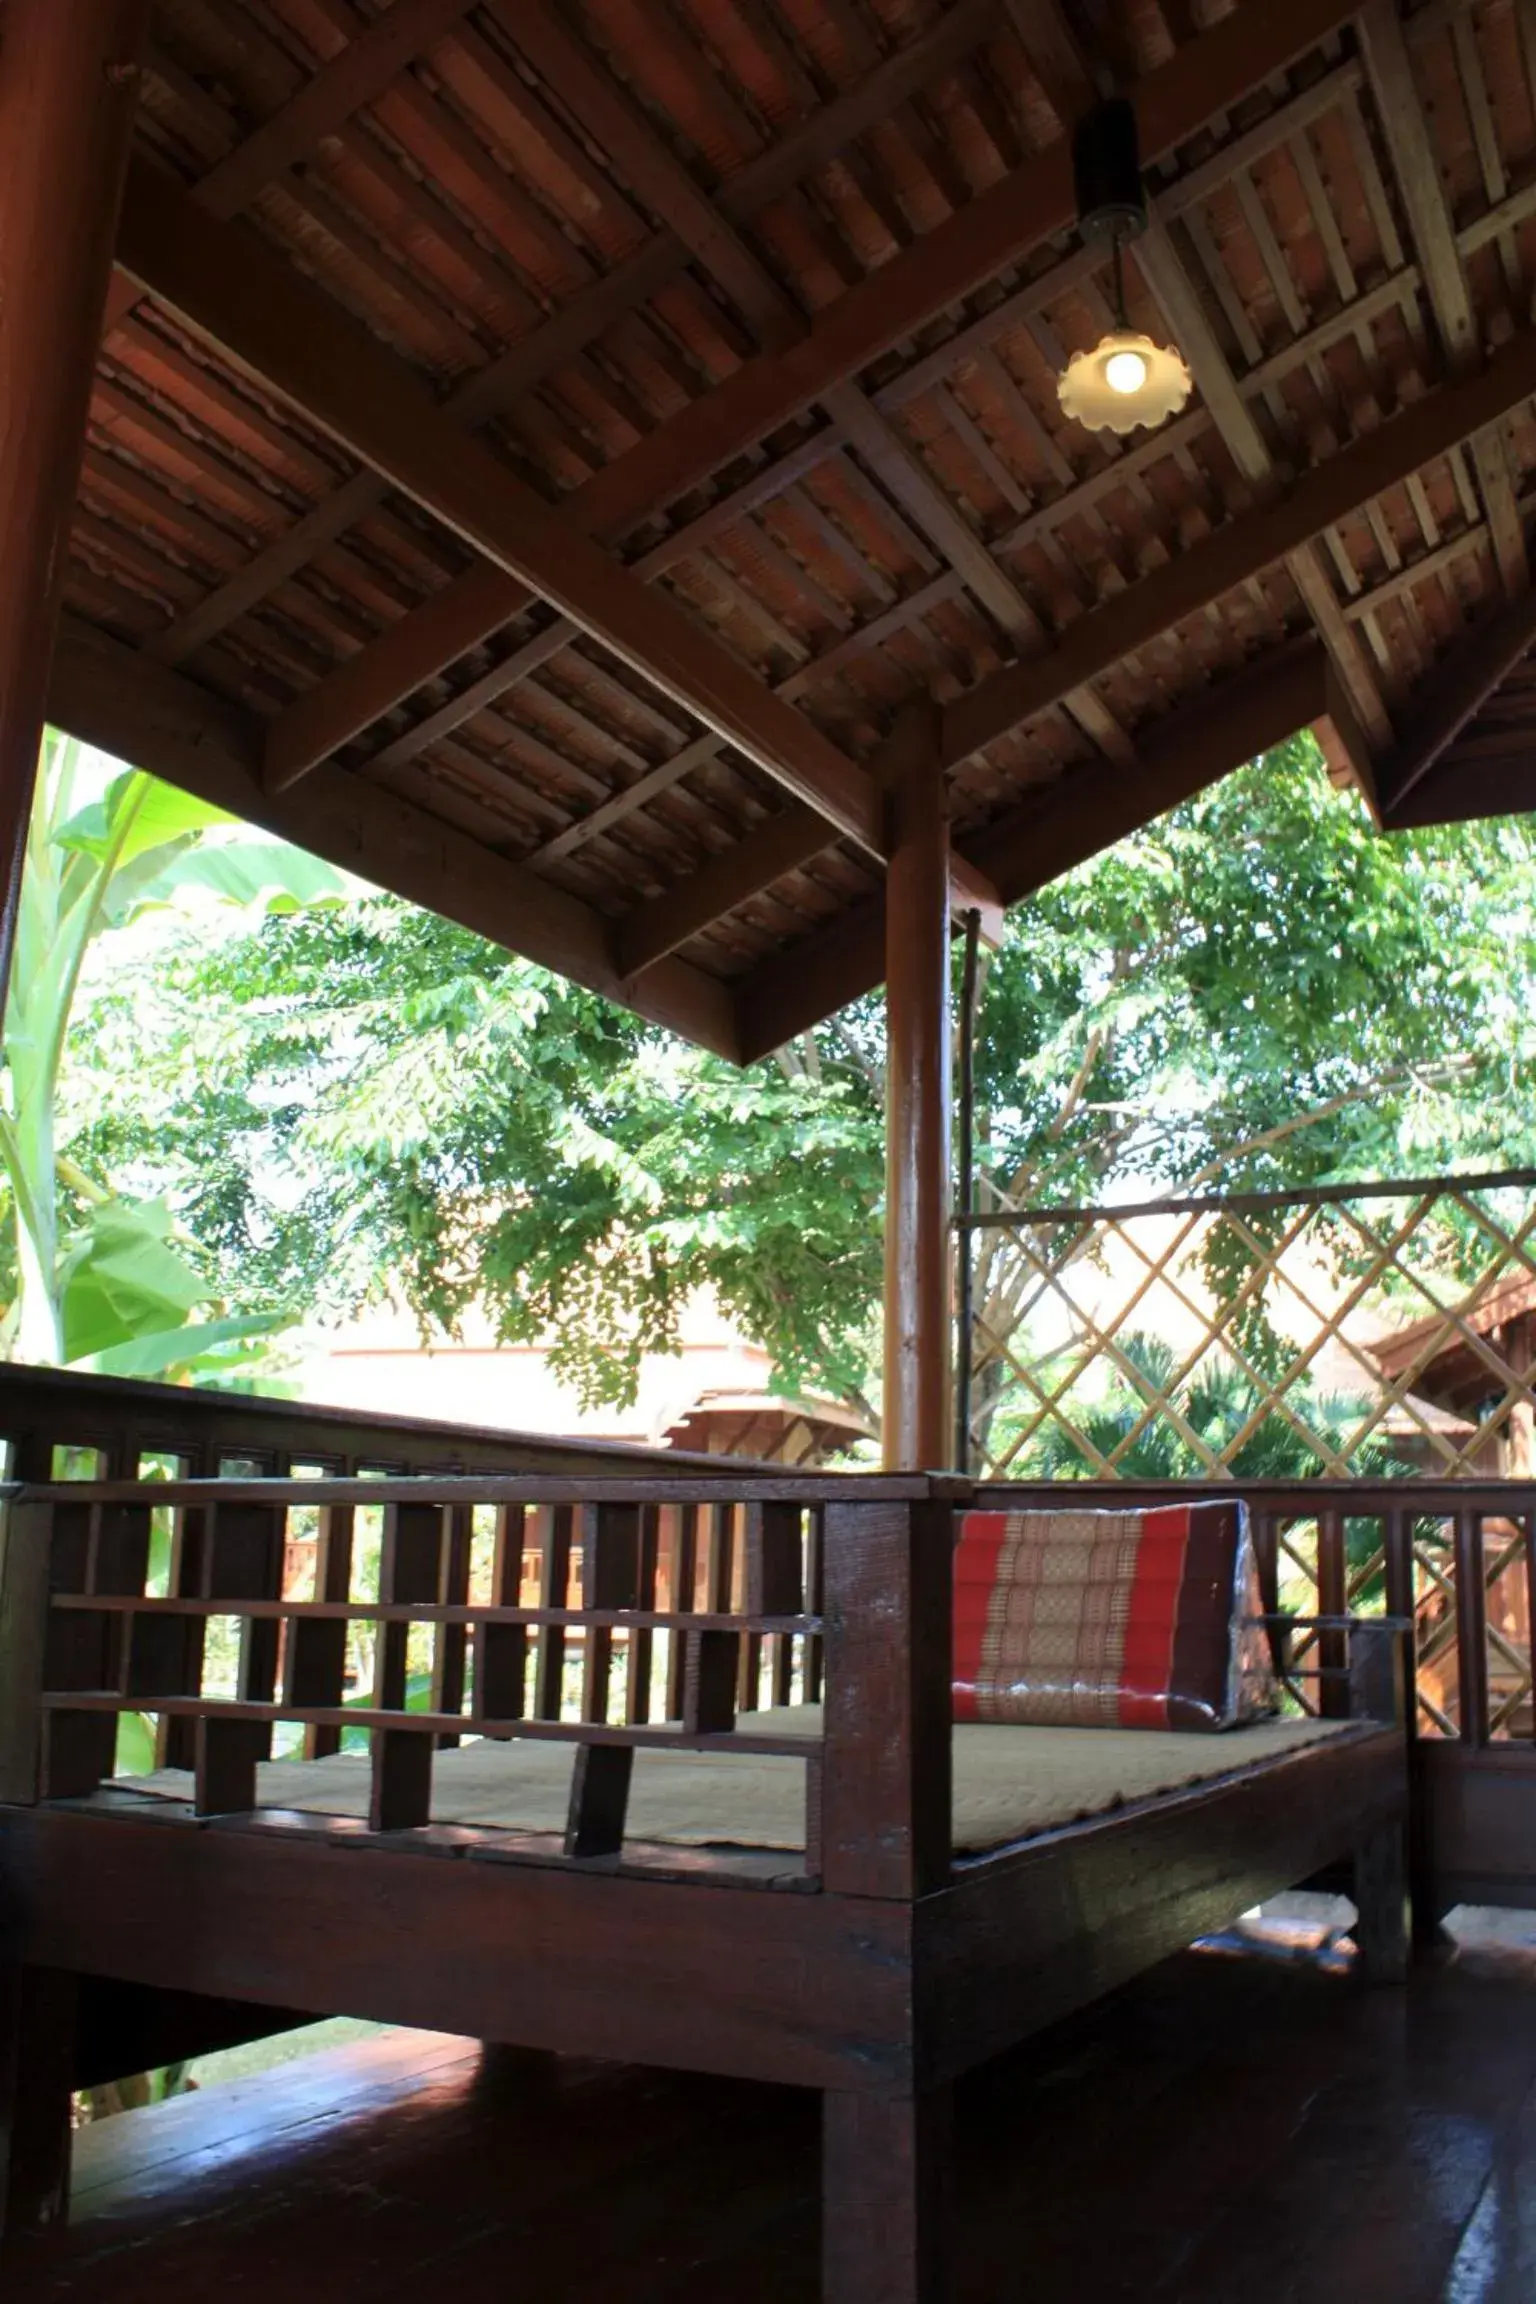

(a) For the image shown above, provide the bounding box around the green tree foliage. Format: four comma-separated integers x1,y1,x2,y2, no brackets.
60,733,1536,1415
3,734,347,1377
71,903,885,1411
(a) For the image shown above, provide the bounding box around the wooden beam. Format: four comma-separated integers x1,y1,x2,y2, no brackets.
402,4,1133,777
1133,218,1393,749
143,0,998,675
1317,658,1382,817
1373,589,1536,817
941,321,1536,769
976,643,1329,901
0,0,151,1000
102,0,479,343
615,774,1001,982
735,644,1327,1060
881,706,952,1472
248,0,1364,777
113,163,883,859
46,616,741,1059
1358,0,1529,598
1381,740,1536,830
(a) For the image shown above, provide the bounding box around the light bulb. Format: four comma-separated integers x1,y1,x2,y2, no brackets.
1104,346,1149,395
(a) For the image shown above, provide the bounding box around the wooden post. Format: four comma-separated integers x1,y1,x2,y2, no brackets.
0,1967,77,2241
823,2083,953,2304
883,704,952,1471
0,0,151,996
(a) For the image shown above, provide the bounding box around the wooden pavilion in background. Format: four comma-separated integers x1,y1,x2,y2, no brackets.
4,0,1536,1467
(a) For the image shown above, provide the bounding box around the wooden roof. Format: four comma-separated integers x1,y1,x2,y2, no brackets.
47,0,1536,1062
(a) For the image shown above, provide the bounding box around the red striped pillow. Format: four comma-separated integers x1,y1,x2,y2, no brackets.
952,1502,1275,1731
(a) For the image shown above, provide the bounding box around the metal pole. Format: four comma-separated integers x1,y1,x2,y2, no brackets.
954,908,981,1473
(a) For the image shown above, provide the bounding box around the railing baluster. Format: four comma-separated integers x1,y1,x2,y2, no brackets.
369,1501,441,1831
1317,1510,1349,1719
475,1503,528,1731
746,1501,803,1718
1454,1509,1492,1747
533,1504,574,1719
664,1504,699,1720
625,1503,661,1725
805,1505,825,1703
432,1502,474,1748
581,1503,642,1724
301,1498,355,1761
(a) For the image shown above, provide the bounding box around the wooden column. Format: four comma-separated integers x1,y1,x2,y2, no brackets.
0,0,150,995
882,705,952,1470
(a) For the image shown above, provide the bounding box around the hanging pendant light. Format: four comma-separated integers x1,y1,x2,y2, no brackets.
1056,98,1192,437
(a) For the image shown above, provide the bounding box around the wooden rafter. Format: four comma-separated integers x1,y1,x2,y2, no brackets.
1358,0,1530,599
626,319,1536,977
102,0,480,345
114,162,885,857
502,0,1131,773
47,613,740,1058
330,55,1387,809
139,0,997,678
733,646,1328,1061
942,322,1536,770
1132,219,1394,750
1373,588,1536,819
245,0,1366,786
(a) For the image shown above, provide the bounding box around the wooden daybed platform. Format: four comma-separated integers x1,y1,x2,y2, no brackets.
0,1469,1410,2302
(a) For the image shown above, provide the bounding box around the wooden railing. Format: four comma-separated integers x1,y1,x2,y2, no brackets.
0,1361,744,1482
0,1473,957,1893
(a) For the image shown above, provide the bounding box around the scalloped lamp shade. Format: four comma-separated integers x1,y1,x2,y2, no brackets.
1057,329,1193,436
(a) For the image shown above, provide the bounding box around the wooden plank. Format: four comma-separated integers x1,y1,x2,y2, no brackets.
45,613,742,1060
115,165,884,862
229,1,1363,775
913,1729,1403,2083
941,326,1536,768
6,1806,915,2091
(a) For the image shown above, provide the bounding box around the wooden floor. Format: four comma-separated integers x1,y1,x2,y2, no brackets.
12,1920,1536,2303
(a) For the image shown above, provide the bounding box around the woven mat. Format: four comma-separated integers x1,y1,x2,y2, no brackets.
125,1708,1352,1855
